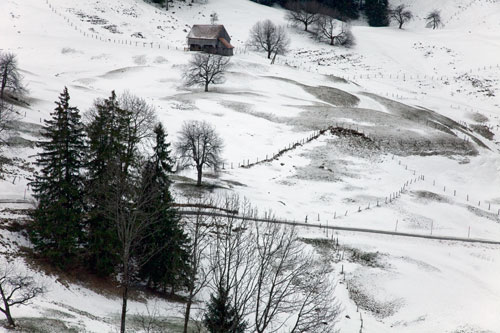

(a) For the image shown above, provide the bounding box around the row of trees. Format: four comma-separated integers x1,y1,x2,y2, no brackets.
253,0,360,20
388,5,443,30
26,87,342,332
182,197,341,333
285,3,355,46
29,88,191,333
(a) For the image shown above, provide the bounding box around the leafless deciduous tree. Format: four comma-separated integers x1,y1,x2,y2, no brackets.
175,120,223,186
248,20,291,63
183,200,214,333
389,4,413,29
0,261,46,328
0,52,24,100
252,222,312,333
315,15,355,47
101,166,163,333
180,197,341,332
425,10,442,29
0,99,17,145
119,92,157,142
210,12,219,25
285,0,323,32
137,301,165,333
208,196,258,330
289,265,341,333
184,53,231,92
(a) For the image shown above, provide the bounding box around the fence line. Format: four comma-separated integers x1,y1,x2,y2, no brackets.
177,210,500,245
275,56,500,85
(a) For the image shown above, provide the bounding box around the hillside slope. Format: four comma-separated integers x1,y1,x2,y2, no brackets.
1,0,499,332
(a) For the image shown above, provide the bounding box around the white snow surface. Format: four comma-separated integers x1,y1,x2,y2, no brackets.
1,0,500,332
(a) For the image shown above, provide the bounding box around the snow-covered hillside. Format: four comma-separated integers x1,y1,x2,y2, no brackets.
1,0,500,332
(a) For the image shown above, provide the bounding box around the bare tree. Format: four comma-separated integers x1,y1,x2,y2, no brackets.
285,0,323,32
210,12,219,25
118,92,157,143
252,222,311,333
389,4,413,29
118,91,157,172
184,53,231,92
0,52,24,100
0,261,46,328
101,164,164,333
137,301,165,333
207,196,259,331
425,10,442,29
315,15,355,47
182,199,341,332
183,202,214,333
248,20,291,63
289,265,341,333
175,120,223,186
0,99,18,145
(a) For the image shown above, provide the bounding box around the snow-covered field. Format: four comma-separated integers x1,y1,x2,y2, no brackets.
1,0,500,331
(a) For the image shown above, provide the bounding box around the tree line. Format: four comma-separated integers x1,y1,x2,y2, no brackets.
252,0,442,29
13,87,341,332
26,87,224,332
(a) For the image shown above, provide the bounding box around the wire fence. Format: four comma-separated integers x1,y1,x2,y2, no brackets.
176,209,500,245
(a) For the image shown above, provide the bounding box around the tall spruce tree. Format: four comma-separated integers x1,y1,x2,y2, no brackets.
138,123,190,294
203,284,247,333
84,91,129,275
84,91,153,276
365,0,389,27
30,87,86,267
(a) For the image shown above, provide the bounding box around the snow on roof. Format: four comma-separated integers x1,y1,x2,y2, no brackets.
187,25,227,40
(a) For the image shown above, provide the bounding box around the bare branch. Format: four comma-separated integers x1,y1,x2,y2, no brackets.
0,52,25,100
183,53,230,92
285,0,324,32
389,4,413,29
425,10,442,29
248,20,290,62
314,15,355,47
175,120,223,186
0,261,46,328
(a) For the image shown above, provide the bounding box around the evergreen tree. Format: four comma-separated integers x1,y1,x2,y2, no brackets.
84,91,130,275
324,0,360,19
203,284,247,333
365,0,389,26
138,123,190,294
30,87,86,267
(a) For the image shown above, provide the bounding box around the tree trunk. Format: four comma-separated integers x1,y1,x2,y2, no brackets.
183,298,192,333
399,21,403,29
0,71,7,99
5,306,15,328
120,268,129,333
1,285,15,327
304,23,308,31
267,50,272,59
196,166,202,186
204,82,209,92
271,52,277,65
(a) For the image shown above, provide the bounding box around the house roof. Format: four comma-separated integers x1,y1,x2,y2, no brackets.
218,37,234,49
187,25,227,40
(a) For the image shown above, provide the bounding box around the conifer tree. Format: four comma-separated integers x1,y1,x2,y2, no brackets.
203,284,247,333
30,87,86,266
138,123,190,294
84,91,155,275
84,91,127,275
365,0,389,27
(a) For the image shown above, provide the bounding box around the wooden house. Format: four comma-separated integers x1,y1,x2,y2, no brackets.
187,25,234,56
